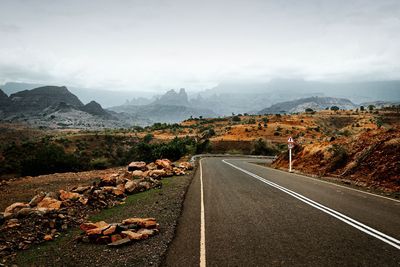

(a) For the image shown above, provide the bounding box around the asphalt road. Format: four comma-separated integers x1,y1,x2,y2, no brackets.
164,157,400,266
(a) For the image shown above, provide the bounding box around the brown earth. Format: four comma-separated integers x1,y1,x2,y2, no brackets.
272,111,400,193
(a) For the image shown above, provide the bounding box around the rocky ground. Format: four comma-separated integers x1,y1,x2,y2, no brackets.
0,160,195,266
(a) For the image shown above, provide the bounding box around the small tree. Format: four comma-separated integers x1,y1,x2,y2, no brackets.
368,105,375,111
330,106,340,111
232,116,241,122
360,106,365,111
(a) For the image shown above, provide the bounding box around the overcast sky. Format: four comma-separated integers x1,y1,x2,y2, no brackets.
0,0,399,92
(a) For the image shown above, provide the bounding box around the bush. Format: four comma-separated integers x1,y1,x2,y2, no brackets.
20,143,82,176
232,116,241,122
90,157,111,170
252,139,279,156
329,144,348,171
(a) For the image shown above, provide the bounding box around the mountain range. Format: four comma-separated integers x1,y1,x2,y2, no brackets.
0,86,149,129
1,80,399,128
2,79,400,116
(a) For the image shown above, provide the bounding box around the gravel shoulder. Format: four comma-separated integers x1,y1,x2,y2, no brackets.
13,172,194,267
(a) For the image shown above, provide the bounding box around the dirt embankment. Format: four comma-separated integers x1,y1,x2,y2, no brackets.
273,127,400,193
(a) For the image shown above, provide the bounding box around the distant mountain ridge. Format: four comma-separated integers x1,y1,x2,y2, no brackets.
0,85,144,128
8,86,84,113
258,96,357,114
110,88,217,123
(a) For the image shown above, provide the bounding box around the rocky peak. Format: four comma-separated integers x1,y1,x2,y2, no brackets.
81,101,111,118
9,86,84,112
0,88,11,110
153,88,189,106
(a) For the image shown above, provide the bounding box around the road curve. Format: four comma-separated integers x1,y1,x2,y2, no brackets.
164,157,400,266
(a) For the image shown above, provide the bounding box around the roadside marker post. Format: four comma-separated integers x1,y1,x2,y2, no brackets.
288,137,294,172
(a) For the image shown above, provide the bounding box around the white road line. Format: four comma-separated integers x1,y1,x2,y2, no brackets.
235,158,400,203
222,159,400,250
200,159,206,267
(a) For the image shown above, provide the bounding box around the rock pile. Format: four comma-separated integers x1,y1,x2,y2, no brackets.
77,218,159,247
0,159,192,261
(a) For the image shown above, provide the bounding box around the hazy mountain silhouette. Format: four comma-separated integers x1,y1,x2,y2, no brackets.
258,96,357,114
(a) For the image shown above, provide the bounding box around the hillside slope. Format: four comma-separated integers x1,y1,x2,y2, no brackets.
258,96,356,114
272,111,400,192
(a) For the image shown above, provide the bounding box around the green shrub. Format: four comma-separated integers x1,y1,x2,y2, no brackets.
329,144,348,171
90,157,111,170
252,139,279,156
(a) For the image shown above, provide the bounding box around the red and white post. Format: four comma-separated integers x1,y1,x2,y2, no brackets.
288,136,294,173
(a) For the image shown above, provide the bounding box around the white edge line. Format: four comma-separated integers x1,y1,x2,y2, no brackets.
222,159,400,250
233,158,400,203
200,159,206,267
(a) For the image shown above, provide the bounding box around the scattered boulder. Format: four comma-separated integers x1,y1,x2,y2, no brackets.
124,180,138,193
59,190,80,201
72,186,92,194
29,192,46,207
79,218,159,247
107,237,131,247
122,231,143,240
37,197,62,210
173,167,185,176
128,161,147,171
4,203,29,218
179,162,193,170
149,169,166,179
131,170,145,178
100,174,118,186
146,162,157,170
155,159,172,170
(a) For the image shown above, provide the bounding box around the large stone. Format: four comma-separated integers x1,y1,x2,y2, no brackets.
138,181,152,191
179,161,193,170
121,230,143,240
122,218,157,228
149,169,166,178
44,234,53,241
131,170,144,178
86,224,111,235
16,207,33,217
103,225,117,235
124,180,138,193
115,175,127,185
146,162,157,170
80,221,109,232
111,234,122,243
59,190,81,201
79,196,89,205
173,167,185,176
137,228,158,238
155,159,172,170
100,174,117,186
4,202,29,217
29,192,46,207
37,197,62,210
101,186,124,196
128,161,147,171
107,237,131,247
72,186,92,193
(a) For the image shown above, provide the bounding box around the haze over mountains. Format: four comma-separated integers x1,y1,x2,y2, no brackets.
1,80,399,128
3,79,399,115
